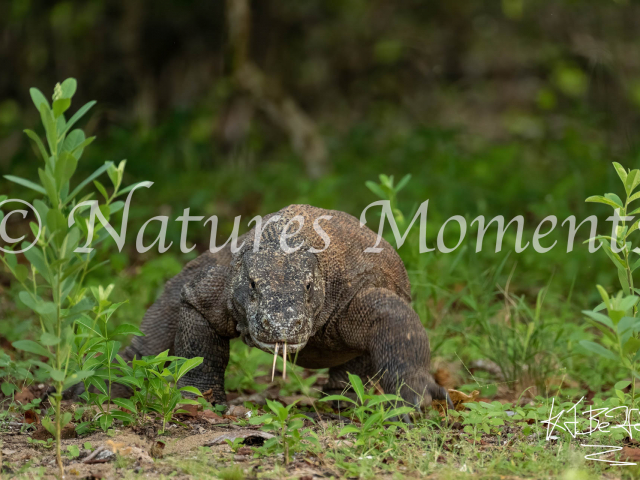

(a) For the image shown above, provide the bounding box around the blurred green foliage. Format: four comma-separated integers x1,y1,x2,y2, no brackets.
2,0,640,401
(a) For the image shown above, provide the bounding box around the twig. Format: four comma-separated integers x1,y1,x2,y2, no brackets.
82,445,107,464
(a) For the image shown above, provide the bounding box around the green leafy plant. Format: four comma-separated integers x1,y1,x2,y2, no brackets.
454,400,509,442
278,369,318,397
580,162,640,404
224,437,245,453
585,162,640,306
225,342,270,394
319,373,413,454
27,436,54,448
580,288,640,402
0,79,143,476
2,397,43,434
72,284,141,432
365,173,412,227
249,398,318,465
466,272,565,394
65,444,80,459
113,350,203,433
0,352,33,399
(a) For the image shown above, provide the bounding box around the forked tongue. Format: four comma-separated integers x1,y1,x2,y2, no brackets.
271,343,280,382
270,342,288,381
282,342,287,380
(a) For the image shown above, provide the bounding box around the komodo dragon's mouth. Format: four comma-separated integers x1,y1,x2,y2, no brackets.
250,338,307,381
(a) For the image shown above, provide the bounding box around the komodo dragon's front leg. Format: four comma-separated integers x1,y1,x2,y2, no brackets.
339,287,450,417
173,266,236,406
174,304,229,405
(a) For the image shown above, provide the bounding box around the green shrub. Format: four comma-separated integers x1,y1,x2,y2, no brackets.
579,162,640,404
0,79,202,474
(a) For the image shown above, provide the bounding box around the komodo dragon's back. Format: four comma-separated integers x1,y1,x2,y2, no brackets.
127,204,409,358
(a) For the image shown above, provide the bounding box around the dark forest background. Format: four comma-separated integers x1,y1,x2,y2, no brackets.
2,0,640,313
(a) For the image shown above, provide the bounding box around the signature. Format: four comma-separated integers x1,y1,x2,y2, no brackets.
542,396,639,466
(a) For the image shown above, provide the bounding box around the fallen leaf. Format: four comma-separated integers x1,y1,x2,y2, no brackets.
433,389,480,413
450,389,480,408
179,404,199,417
14,387,34,404
236,447,253,455
106,440,156,464
106,440,126,453
202,389,214,402
617,446,640,463
335,439,353,448
201,409,221,419
200,410,228,424
24,409,39,424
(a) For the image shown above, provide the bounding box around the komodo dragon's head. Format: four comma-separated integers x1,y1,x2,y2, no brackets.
229,218,326,356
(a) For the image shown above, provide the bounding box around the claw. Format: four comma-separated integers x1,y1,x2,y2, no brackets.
446,391,455,412
271,343,280,382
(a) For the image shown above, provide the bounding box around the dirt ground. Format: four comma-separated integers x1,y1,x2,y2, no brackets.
3,365,616,479
1,410,322,478
0,387,358,480
0,361,516,480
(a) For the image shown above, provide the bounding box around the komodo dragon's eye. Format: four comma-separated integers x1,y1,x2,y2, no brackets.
306,283,311,291
250,280,256,289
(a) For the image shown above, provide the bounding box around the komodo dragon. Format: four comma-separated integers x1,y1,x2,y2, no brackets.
121,204,451,415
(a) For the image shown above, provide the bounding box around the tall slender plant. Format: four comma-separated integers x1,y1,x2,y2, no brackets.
0,79,143,476
580,162,640,405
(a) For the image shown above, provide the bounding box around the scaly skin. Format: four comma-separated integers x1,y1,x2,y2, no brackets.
122,204,450,414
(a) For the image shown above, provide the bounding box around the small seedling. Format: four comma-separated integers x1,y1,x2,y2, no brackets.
65,445,80,458
249,399,318,464
319,373,413,454
224,437,245,453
